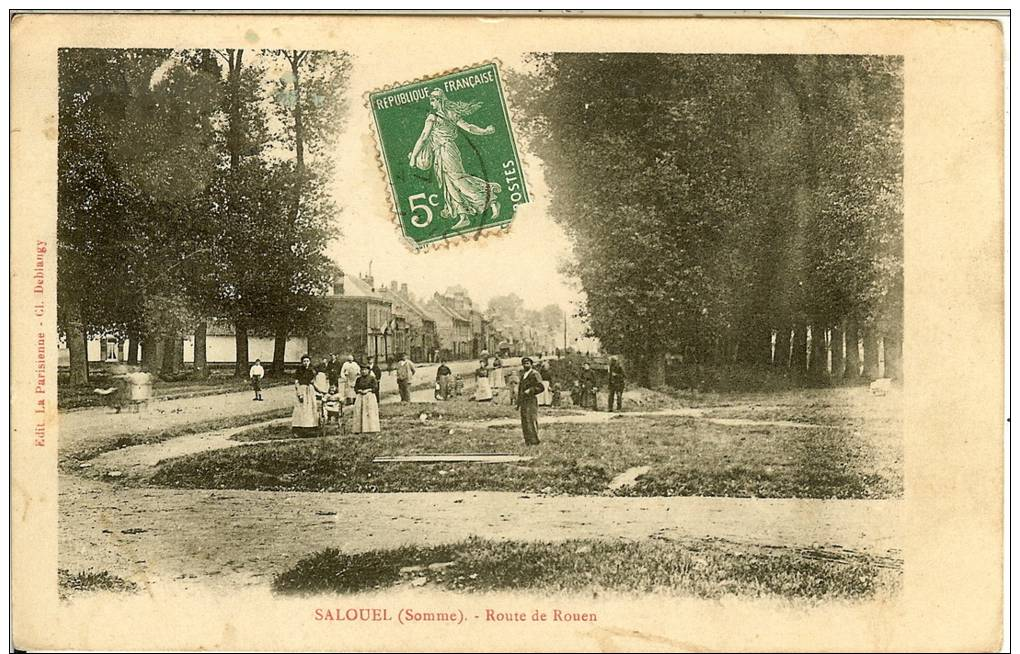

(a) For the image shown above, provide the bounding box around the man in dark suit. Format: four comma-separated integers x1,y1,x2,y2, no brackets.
517,357,544,445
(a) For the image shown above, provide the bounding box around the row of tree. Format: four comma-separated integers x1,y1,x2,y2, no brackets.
486,293,565,348
511,54,903,385
58,48,350,384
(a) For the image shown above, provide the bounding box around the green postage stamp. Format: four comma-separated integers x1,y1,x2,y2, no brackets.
369,62,529,248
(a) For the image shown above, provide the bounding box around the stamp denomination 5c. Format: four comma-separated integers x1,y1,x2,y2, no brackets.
369,62,529,248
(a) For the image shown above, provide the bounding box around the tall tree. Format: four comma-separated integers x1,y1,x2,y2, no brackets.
58,49,221,383
511,54,902,387
266,50,351,373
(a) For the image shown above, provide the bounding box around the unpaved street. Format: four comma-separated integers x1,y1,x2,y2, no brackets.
60,475,901,590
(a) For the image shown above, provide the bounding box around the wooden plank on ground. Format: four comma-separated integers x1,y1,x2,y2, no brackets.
372,454,533,463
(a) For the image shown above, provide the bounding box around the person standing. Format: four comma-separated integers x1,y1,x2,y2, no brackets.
491,355,505,389
474,359,493,402
292,355,319,436
435,359,452,400
323,385,342,426
367,355,382,399
607,356,626,412
517,357,543,445
537,360,554,406
506,368,520,407
248,358,265,401
577,361,598,410
395,352,415,402
352,364,381,434
340,354,360,406
326,353,342,389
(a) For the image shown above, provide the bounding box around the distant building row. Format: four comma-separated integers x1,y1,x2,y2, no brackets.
60,271,557,367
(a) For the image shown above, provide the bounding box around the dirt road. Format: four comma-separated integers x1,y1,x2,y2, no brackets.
59,358,517,450
59,475,900,590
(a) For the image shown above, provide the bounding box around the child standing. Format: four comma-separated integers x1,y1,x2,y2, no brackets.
249,359,265,401
323,385,343,425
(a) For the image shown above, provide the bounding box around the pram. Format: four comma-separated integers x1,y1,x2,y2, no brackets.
313,373,344,436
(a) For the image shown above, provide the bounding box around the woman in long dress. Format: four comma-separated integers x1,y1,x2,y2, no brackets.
537,360,554,407
292,355,320,436
474,359,493,402
352,364,381,434
490,355,505,389
408,89,502,230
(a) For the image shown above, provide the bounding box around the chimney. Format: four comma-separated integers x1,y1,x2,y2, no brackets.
390,280,398,292
401,283,408,296
333,271,345,296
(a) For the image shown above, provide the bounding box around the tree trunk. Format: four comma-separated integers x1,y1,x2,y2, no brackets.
862,329,880,379
234,322,249,377
161,336,178,376
63,306,89,386
773,327,791,368
174,337,185,371
193,322,208,376
791,324,807,377
737,325,771,367
127,331,140,365
142,337,164,374
645,350,666,388
844,321,860,380
808,324,828,381
830,324,845,380
272,324,288,374
884,331,902,381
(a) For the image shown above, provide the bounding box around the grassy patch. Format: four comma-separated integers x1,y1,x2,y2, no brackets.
61,408,292,471
58,568,138,598
147,392,900,498
273,537,901,602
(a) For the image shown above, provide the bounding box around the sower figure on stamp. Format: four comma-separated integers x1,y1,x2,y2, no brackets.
517,357,544,446
607,356,626,412
408,88,502,229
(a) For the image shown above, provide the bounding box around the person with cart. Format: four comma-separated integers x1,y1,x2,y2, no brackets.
292,355,320,437
323,384,343,427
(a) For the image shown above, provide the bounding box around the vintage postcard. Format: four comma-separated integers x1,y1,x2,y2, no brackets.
10,12,1004,652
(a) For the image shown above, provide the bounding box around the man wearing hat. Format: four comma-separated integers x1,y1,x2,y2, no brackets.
517,357,544,445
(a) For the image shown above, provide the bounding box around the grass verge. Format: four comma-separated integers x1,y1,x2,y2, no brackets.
273,536,901,602
148,393,900,498
58,568,138,598
61,408,292,472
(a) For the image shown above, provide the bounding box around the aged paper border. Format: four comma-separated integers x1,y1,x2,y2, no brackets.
10,13,1004,651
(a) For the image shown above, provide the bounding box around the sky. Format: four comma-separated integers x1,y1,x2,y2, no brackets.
324,57,590,341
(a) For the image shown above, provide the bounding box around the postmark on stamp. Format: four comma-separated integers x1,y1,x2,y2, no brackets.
369,62,529,249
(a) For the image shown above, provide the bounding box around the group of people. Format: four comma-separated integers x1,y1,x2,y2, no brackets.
572,357,627,412
277,349,627,446
470,354,506,402
284,351,419,437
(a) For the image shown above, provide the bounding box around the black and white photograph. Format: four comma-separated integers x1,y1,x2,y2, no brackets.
10,12,1004,653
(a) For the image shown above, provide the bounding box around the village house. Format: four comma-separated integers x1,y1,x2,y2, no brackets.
378,281,439,363
307,271,393,364
426,296,471,361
